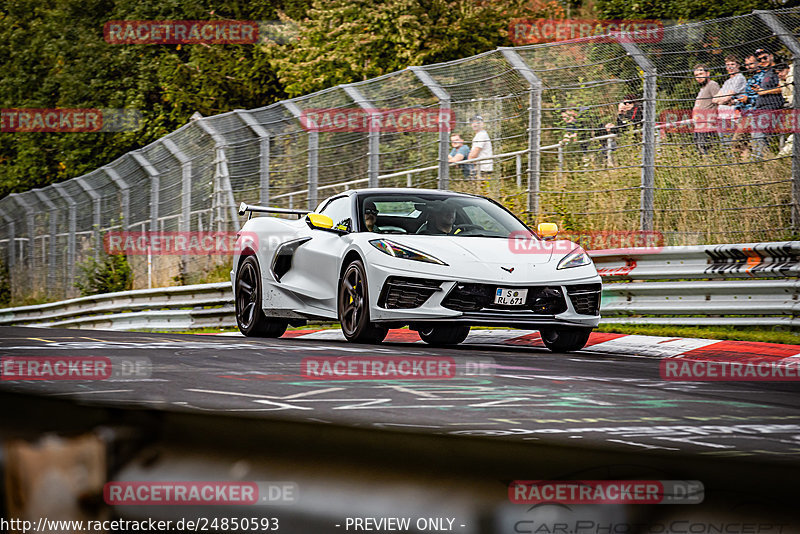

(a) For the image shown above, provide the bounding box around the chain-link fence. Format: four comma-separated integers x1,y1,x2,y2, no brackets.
2,8,800,303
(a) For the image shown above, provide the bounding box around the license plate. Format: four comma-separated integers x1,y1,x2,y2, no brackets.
494,288,527,306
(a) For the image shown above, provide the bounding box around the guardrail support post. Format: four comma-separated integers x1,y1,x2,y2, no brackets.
131,152,160,233
235,110,272,206
410,66,451,191
162,139,192,233
103,167,130,230
52,184,76,289
283,101,318,209
75,178,102,259
343,84,380,188
756,10,800,230
618,41,656,232
500,49,542,219
193,118,239,231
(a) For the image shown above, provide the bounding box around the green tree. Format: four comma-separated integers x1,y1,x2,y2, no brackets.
595,0,798,20
74,252,133,296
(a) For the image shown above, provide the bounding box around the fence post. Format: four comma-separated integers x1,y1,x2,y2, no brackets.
193,118,239,230
0,208,15,271
235,110,272,205
410,66,451,191
618,41,656,232
343,84,380,188
162,138,192,233
500,48,542,220
131,152,160,233
52,183,76,290
11,194,35,293
283,101,318,209
755,10,800,230
103,166,130,230
32,189,58,292
74,177,102,259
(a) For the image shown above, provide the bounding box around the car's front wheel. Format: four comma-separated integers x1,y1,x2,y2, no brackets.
235,255,288,337
540,327,592,352
339,260,387,344
417,324,470,346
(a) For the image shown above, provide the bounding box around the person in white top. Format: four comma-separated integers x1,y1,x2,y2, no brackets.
467,115,493,177
712,55,747,146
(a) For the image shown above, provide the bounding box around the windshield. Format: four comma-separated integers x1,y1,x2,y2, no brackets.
357,192,533,238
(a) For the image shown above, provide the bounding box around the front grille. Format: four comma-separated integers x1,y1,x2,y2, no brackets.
379,277,442,309
442,284,568,315
566,283,602,315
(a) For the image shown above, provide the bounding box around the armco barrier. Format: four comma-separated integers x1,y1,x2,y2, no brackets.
0,242,797,330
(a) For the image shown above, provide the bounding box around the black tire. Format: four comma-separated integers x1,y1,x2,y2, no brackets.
540,327,592,352
338,260,387,344
235,255,288,338
417,324,470,346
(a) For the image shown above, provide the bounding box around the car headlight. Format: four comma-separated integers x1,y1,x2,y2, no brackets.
369,239,448,266
557,246,592,269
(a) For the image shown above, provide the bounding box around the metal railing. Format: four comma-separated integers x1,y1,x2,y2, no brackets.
1,242,795,330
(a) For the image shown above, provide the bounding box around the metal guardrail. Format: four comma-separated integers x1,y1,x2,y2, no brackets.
0,242,797,330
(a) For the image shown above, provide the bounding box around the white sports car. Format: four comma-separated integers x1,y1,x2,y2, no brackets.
232,188,601,352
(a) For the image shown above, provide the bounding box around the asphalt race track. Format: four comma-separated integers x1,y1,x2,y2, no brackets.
1,326,799,460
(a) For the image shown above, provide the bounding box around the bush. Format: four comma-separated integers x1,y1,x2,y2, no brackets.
74,253,133,296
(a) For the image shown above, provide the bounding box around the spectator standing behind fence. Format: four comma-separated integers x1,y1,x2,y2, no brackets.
448,133,472,179
561,107,594,166
468,115,493,179
601,96,641,164
711,56,746,148
751,48,784,159
777,62,795,157
732,54,761,159
692,64,720,155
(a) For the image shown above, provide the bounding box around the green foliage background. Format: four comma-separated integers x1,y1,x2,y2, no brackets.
1,0,795,199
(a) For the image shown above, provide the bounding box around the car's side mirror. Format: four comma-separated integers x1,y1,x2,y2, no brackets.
537,222,558,240
306,213,334,230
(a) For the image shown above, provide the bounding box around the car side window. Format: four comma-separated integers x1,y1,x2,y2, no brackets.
319,196,352,232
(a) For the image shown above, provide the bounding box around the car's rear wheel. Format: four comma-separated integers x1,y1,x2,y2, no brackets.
339,260,387,344
236,255,288,338
417,324,470,346
540,327,592,352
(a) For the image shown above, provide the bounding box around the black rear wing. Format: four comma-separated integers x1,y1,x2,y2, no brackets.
238,202,309,220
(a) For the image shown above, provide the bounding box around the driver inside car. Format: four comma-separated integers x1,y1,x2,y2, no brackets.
417,200,462,235
363,201,380,232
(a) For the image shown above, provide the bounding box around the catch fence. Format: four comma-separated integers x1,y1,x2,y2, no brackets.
2,8,800,301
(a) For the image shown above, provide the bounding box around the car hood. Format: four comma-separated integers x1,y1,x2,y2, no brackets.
373,235,566,265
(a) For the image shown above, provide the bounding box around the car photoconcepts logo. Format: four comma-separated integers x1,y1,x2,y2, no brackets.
104,20,259,44
509,480,704,505
104,231,261,256
299,108,456,133
1,108,142,133
509,19,664,45
1,356,151,381
103,481,297,505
